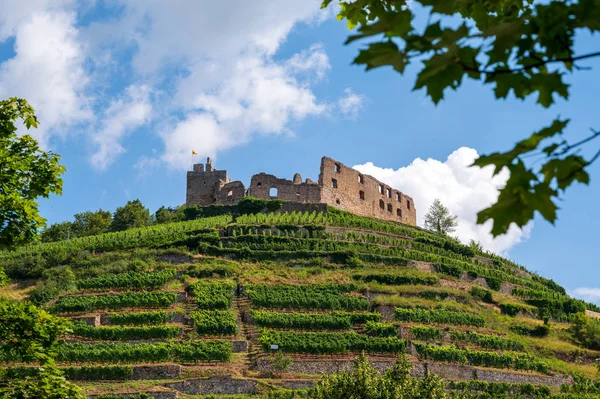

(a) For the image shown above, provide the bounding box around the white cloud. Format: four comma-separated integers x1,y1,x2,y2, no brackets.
286,43,331,80
353,147,532,255
571,288,600,304
90,85,152,170
0,6,91,146
337,88,367,120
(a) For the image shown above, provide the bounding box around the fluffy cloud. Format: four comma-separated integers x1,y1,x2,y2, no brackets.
90,85,152,170
337,88,367,120
571,288,600,304
354,147,532,254
0,4,91,146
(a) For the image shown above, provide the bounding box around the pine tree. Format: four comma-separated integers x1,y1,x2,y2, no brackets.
424,199,458,235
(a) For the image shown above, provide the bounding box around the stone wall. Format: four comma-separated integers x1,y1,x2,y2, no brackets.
319,157,417,225
248,173,321,203
89,392,177,399
186,155,417,226
132,364,181,380
165,376,258,395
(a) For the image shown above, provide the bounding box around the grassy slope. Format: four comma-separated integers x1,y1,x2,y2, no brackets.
0,208,598,398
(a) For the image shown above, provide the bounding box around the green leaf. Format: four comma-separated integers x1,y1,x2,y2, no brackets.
540,155,590,190
353,41,409,73
414,49,465,104
529,72,570,108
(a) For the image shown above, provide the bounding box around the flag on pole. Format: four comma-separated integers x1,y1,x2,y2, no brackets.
192,150,197,155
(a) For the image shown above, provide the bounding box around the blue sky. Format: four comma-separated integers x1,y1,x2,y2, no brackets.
0,1,598,304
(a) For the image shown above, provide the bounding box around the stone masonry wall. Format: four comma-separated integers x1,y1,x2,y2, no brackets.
186,156,417,226
319,157,416,225
248,173,321,203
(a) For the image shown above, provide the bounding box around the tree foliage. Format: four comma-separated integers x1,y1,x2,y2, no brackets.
424,199,458,235
309,353,447,399
568,313,600,350
72,209,112,237
110,199,150,232
0,298,84,399
322,0,600,236
0,98,65,248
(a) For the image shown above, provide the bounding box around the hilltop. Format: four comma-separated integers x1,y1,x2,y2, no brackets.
0,200,599,399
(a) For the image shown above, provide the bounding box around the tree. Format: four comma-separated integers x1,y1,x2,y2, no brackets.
72,209,111,237
468,239,483,253
40,221,73,243
0,298,84,399
568,313,600,351
0,98,65,248
424,199,458,235
110,199,150,232
154,206,185,224
309,353,447,399
322,0,600,236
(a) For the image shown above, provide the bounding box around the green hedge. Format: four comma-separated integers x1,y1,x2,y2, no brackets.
353,271,438,286
395,308,485,327
0,365,133,380
414,344,548,373
189,310,238,335
251,310,379,330
470,286,494,304
499,303,525,317
71,323,180,340
107,311,171,325
50,291,178,312
448,380,551,397
448,330,523,351
54,341,232,363
186,280,236,309
246,284,369,310
510,324,550,337
259,330,406,354
364,321,397,337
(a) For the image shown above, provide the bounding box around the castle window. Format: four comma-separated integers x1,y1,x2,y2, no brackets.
359,190,365,200
379,199,385,209
334,163,341,173
331,178,338,189
407,200,411,210
397,208,402,217
270,187,278,198
203,181,207,185
296,192,301,199
336,199,341,205
257,182,262,188
358,174,364,184
387,203,392,213
227,190,233,197
379,184,384,194
396,192,400,202
386,188,391,198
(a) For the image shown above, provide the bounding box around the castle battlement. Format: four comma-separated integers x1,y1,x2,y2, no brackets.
186,156,416,225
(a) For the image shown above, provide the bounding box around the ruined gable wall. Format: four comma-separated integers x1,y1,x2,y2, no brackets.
248,173,321,203
217,181,246,204
319,157,416,225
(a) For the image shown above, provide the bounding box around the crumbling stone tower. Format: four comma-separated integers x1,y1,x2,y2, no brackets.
185,157,245,206
186,156,417,225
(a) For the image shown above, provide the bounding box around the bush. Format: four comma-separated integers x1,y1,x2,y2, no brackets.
410,326,443,341
395,307,485,327
353,270,438,286
510,323,550,338
107,311,170,325
259,330,406,354
434,263,463,278
485,277,502,291
364,321,397,337
186,280,236,309
71,323,180,340
189,310,238,335
246,284,369,310
77,269,176,290
499,303,525,317
470,286,494,304
568,313,600,350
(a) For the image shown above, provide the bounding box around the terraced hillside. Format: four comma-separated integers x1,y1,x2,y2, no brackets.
1,205,599,399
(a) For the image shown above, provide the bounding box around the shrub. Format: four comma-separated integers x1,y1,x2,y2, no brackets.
71,323,180,340
499,303,525,317
510,323,550,338
395,307,485,327
353,270,438,286
568,313,600,350
246,284,369,310
77,269,176,290
186,280,236,309
485,277,502,291
434,263,463,278
410,326,443,341
470,286,494,304
259,330,406,354
364,321,397,337
107,311,170,326
189,310,238,335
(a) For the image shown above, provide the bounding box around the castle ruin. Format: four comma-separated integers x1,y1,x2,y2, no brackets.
186,156,416,225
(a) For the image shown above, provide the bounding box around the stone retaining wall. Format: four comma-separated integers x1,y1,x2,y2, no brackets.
89,392,177,399
132,364,181,380
256,359,570,387
165,376,258,395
